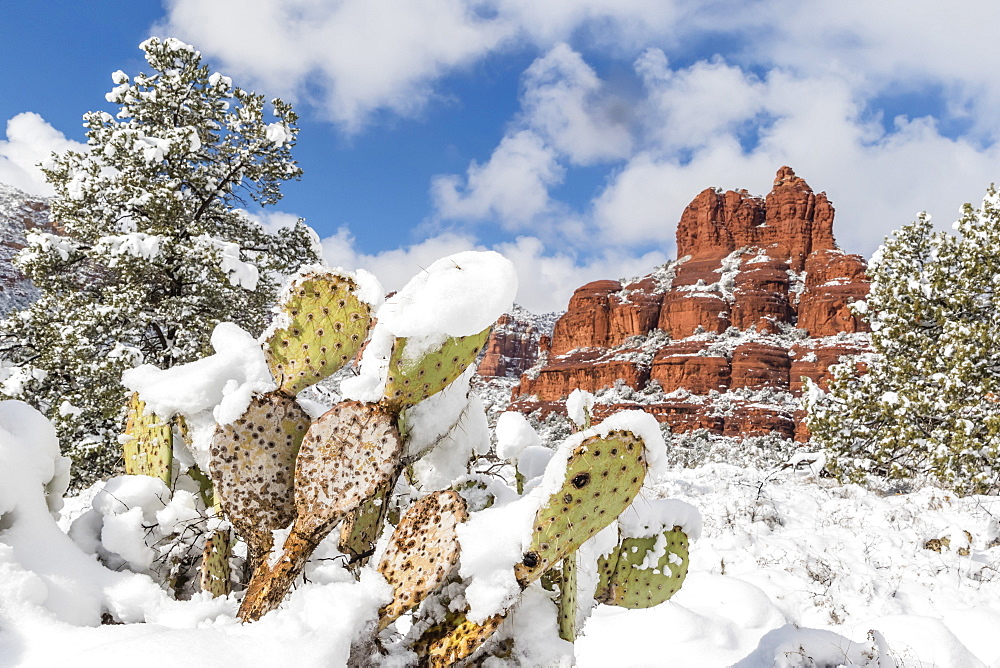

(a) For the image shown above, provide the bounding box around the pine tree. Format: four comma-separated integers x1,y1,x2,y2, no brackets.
805,191,1000,495
0,37,320,485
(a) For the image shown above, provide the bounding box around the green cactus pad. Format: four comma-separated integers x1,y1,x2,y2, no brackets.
264,272,372,396
339,473,399,569
381,326,491,413
596,526,690,609
208,393,310,558
514,430,647,587
557,554,578,642
378,490,468,628
122,392,173,485
199,527,232,597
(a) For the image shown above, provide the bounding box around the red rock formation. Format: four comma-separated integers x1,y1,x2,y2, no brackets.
479,314,542,378
607,276,663,347
674,166,836,270
513,348,648,400
493,167,872,449
797,249,869,337
658,291,730,337
789,339,870,394
730,341,790,391
548,280,620,355
0,183,56,312
650,341,730,394
730,259,793,330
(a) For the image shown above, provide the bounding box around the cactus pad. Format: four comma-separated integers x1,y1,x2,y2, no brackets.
238,400,403,621
378,490,468,628
557,555,578,642
123,392,173,484
413,611,505,667
199,528,232,597
293,400,403,536
264,272,372,396
514,430,647,586
382,326,491,412
208,393,310,557
596,527,690,609
339,475,397,568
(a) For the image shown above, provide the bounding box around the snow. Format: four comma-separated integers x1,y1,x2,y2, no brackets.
121,322,274,473
494,410,541,460
565,388,594,428
122,322,273,425
3,392,1000,664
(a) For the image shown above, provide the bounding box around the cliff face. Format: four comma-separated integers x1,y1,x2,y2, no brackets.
0,183,53,314
496,167,871,441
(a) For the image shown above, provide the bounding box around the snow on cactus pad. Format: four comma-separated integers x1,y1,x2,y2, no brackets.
263,269,374,396
514,430,647,586
377,490,468,628
208,393,310,555
122,392,173,484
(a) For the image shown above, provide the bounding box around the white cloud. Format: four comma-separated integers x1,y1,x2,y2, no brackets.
488,0,683,48
158,0,509,131
431,130,563,228
0,113,85,197
321,227,483,296
521,43,632,165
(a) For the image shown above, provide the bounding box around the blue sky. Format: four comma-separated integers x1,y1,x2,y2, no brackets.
3,1,1000,312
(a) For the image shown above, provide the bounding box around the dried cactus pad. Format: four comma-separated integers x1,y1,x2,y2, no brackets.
293,400,403,537
514,430,647,586
378,490,469,627
382,326,491,412
208,393,310,554
414,611,505,667
596,527,690,609
264,271,372,396
123,392,173,484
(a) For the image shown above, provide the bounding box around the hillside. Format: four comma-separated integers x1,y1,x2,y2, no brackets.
0,183,52,313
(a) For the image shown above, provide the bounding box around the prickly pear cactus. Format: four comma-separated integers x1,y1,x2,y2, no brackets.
378,490,468,628
238,400,403,622
596,526,690,609
208,393,310,560
382,326,491,413
264,271,372,396
514,430,647,586
123,392,173,484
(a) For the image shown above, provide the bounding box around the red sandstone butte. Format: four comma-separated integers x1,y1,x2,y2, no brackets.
494,167,872,444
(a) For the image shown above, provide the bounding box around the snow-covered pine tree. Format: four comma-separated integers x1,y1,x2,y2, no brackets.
805,192,1000,495
0,37,320,486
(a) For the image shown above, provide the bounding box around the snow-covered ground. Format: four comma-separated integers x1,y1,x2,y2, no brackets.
3,447,997,667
